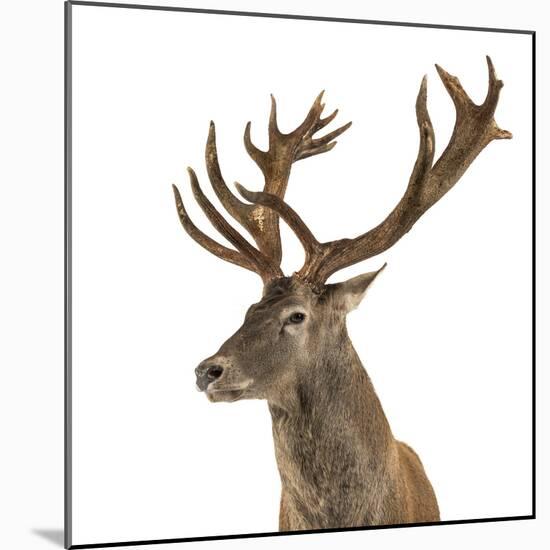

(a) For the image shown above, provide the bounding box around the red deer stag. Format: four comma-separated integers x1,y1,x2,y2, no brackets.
173,57,511,530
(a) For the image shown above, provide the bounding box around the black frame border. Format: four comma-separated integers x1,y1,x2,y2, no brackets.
64,2,536,548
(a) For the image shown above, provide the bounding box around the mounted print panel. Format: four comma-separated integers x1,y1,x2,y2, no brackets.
67,2,533,547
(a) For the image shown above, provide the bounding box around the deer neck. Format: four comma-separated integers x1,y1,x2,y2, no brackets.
267,329,396,526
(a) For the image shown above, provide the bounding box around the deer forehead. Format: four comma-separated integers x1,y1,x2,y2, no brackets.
250,295,312,318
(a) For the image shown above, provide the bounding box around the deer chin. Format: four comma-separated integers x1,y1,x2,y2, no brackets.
205,379,253,403
206,389,245,403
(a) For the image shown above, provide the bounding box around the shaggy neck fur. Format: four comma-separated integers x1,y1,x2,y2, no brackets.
268,325,399,530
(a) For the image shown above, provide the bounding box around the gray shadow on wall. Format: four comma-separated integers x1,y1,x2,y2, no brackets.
32,529,64,547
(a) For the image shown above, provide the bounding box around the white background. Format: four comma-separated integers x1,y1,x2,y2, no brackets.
0,1,547,550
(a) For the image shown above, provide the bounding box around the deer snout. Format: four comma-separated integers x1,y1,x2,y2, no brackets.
195,361,224,391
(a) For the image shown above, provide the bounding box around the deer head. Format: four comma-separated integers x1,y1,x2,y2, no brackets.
173,57,511,404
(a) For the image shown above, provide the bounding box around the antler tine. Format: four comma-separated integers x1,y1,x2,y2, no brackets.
205,122,253,225
268,93,282,140
289,90,326,143
172,183,257,274
399,74,436,213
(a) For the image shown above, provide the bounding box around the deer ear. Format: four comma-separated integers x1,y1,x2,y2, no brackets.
329,263,386,313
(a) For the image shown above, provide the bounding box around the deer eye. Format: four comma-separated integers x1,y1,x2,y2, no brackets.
289,312,306,324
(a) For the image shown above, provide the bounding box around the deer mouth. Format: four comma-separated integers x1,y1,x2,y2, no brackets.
206,389,245,402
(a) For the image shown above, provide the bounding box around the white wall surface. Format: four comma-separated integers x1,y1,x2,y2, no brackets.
0,1,547,550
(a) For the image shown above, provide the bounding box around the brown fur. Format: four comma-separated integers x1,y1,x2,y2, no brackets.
196,276,439,529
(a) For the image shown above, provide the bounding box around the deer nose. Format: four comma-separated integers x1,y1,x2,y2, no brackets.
195,362,224,391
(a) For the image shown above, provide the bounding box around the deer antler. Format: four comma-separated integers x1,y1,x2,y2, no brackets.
206,92,351,264
173,92,351,282
236,57,512,289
